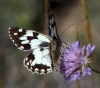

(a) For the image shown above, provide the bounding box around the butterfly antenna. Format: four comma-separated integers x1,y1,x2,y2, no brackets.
59,24,74,37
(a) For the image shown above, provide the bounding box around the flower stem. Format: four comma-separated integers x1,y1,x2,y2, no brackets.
81,0,92,44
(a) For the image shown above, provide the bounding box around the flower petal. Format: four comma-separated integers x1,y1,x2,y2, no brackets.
91,45,96,52
60,41,95,84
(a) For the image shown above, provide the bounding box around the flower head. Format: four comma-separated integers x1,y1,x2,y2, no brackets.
60,41,95,84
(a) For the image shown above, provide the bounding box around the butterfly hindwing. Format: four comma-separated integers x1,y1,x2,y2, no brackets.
24,48,52,74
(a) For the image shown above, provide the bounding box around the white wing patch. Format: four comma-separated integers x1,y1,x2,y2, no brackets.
14,33,18,35
18,28,23,32
24,30,34,36
37,35,51,42
30,39,42,47
19,36,27,40
21,40,29,44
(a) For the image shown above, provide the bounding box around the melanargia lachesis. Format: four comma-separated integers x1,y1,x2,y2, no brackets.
8,5,66,75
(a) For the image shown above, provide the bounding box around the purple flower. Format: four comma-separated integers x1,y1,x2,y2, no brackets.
60,41,95,84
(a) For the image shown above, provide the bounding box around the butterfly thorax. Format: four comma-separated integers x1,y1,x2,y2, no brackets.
50,38,62,69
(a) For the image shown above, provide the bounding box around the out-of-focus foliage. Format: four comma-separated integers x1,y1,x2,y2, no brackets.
0,0,100,88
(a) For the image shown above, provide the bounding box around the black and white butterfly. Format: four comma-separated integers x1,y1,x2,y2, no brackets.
8,5,66,75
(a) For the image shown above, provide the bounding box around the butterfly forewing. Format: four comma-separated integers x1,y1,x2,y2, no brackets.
48,5,59,40
24,48,52,74
8,27,51,51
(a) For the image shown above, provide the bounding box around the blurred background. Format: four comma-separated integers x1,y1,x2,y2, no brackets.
0,0,100,88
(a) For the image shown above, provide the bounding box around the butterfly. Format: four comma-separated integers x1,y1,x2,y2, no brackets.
8,5,66,75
